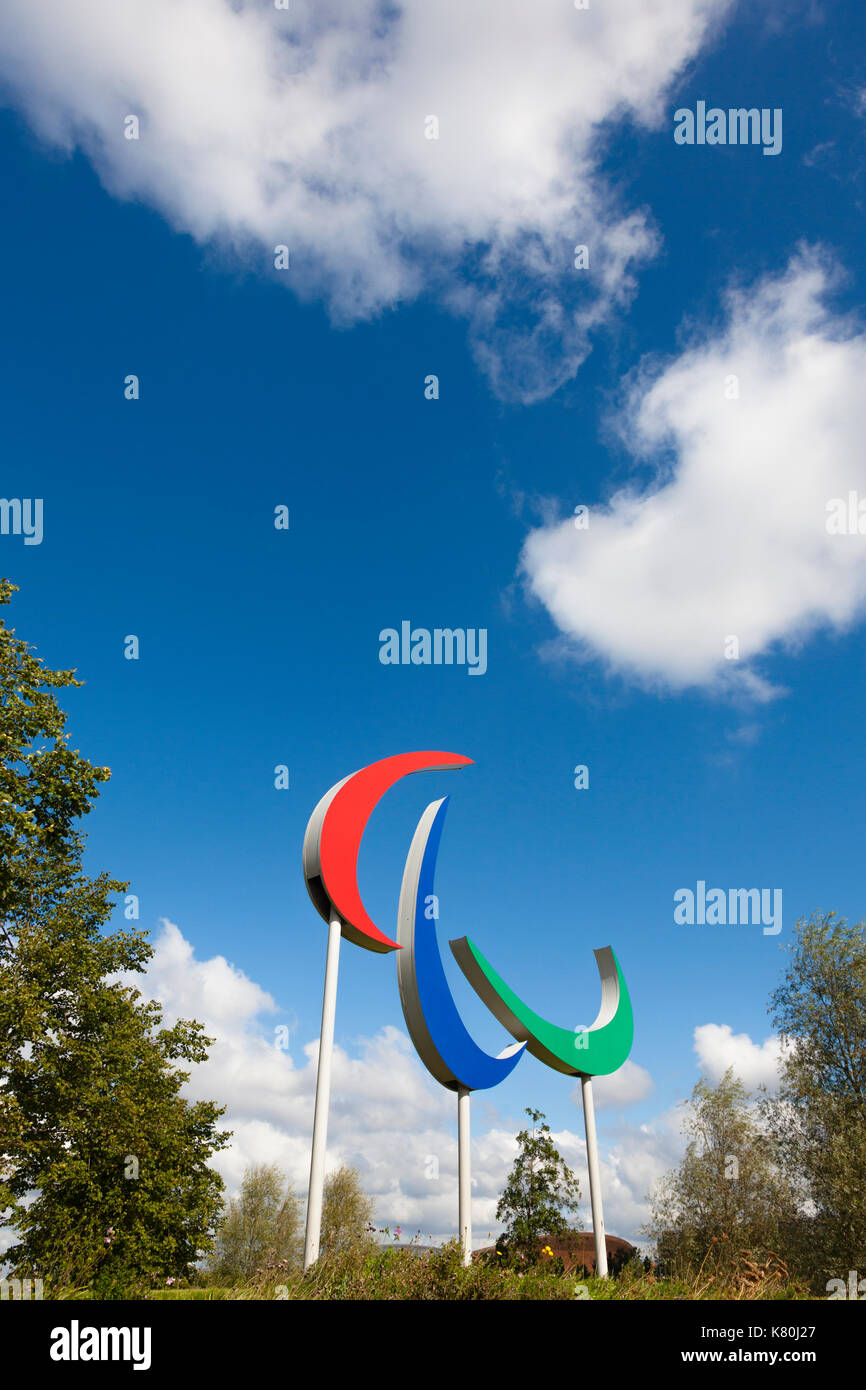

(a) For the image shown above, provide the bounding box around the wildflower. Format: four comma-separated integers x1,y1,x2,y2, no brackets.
166,1277,175,1286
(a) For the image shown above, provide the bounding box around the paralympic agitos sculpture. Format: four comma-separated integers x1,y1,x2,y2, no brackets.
302,751,633,1273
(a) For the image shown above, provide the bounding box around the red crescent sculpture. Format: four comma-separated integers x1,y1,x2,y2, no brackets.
302,751,473,952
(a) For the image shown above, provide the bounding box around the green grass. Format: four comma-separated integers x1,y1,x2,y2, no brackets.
47,1241,811,1301
148,1288,237,1300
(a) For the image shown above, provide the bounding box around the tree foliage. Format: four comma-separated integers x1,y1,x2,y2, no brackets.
496,1107,581,1252
209,1163,302,1284
0,579,229,1293
644,1069,797,1278
762,912,866,1287
320,1164,374,1256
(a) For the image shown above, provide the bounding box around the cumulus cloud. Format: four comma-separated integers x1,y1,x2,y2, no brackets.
546,1109,686,1245
119,921,457,1225
0,0,732,399
693,1022,788,1092
521,251,866,691
576,1058,655,1110
121,920,527,1240
0,926,799,1255
111,919,678,1245
1,937,794,1259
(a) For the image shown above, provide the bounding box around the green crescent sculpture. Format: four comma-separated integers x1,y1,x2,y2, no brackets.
449,937,633,1078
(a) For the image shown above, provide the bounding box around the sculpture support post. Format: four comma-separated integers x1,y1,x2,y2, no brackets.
457,1085,471,1267
304,909,342,1269
580,1073,607,1277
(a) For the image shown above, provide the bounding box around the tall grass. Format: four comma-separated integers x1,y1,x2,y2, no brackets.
137,1242,810,1301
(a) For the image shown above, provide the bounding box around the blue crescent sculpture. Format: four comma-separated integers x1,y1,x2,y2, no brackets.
395,797,526,1092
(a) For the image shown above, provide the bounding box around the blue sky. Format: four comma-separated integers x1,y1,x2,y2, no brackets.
2,0,865,1246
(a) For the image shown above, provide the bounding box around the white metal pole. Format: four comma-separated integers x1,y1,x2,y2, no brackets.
303,909,342,1269
580,1073,607,1277
457,1085,472,1267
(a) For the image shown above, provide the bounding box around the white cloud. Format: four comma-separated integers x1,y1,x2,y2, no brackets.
0,926,799,1257
114,919,681,1246
123,919,509,1241
0,0,733,399
521,250,866,691
5,925,794,1258
0,920,702,1255
120,921,451,1203
574,1059,655,1110
545,1110,686,1247
693,1022,788,1092
127,918,278,1029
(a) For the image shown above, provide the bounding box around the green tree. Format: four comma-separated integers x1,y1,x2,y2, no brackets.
644,1068,797,1277
762,912,866,1288
320,1164,374,1256
209,1163,302,1284
496,1107,581,1252
0,579,229,1293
